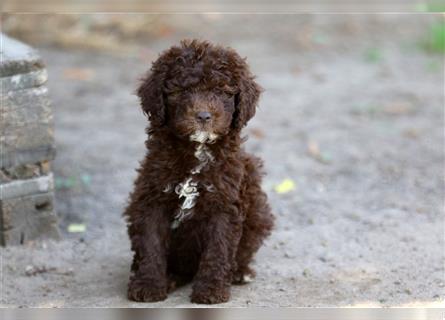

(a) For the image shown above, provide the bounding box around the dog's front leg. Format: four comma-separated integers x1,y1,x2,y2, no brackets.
127,206,170,302
191,210,242,304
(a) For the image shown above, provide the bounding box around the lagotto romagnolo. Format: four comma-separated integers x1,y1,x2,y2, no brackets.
124,39,274,304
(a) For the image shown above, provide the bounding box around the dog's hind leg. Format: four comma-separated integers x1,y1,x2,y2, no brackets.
233,160,274,284
233,198,274,284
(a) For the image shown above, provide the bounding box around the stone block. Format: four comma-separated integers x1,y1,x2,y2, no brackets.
0,192,60,246
1,86,56,168
0,34,44,77
0,34,60,245
0,174,60,245
1,34,55,169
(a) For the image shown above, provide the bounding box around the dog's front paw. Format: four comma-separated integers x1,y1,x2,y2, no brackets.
128,279,168,302
191,284,230,304
232,267,256,285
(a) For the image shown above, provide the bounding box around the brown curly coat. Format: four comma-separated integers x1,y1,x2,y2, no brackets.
124,39,274,304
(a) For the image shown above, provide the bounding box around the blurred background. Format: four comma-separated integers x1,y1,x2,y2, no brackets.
1,13,444,307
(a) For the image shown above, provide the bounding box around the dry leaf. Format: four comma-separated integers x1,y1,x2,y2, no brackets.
403,128,420,139
307,140,332,164
250,128,265,139
383,102,413,115
156,25,174,38
63,68,95,81
307,140,321,158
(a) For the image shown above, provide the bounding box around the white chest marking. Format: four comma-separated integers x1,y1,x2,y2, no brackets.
167,131,217,229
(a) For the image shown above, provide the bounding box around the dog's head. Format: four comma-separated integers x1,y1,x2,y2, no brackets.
137,39,262,142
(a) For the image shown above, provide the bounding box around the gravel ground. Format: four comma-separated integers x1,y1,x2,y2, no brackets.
1,14,444,307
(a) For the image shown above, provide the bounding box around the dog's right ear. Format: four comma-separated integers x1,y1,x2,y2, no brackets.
137,67,167,128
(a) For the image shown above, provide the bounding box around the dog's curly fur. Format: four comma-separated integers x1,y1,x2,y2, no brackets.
124,39,274,304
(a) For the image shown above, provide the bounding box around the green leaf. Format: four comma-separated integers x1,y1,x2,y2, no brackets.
67,223,86,233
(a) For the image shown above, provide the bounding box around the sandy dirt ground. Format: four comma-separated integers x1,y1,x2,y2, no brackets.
1,14,444,307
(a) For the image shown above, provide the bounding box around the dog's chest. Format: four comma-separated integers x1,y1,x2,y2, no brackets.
163,142,216,229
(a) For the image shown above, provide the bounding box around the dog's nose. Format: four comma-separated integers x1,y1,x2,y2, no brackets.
196,111,212,122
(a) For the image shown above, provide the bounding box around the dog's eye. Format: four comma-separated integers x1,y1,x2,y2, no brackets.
223,95,235,111
221,91,234,100
168,91,182,100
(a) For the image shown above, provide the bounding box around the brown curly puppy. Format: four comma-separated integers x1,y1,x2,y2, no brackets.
124,39,274,304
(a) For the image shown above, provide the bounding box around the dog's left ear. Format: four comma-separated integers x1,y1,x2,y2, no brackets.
137,66,167,128
233,69,262,130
